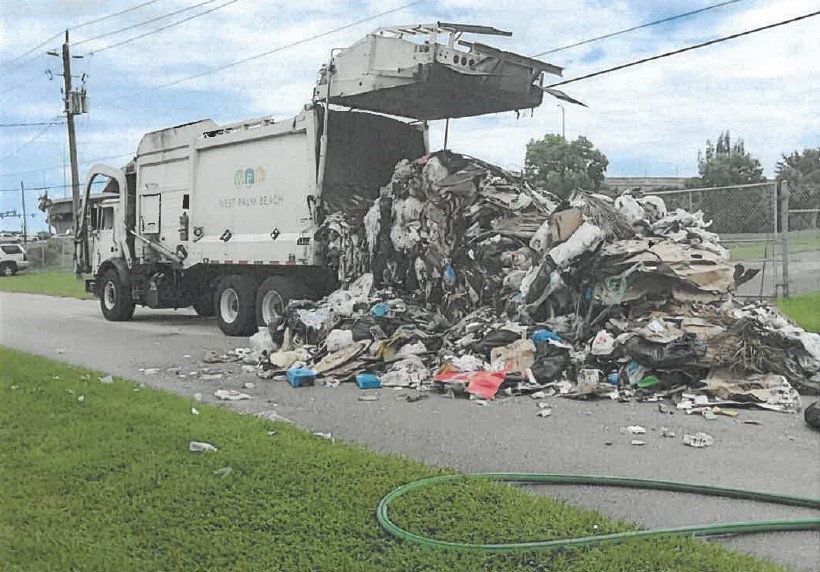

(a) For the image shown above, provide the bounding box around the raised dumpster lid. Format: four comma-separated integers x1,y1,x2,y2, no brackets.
313,23,565,121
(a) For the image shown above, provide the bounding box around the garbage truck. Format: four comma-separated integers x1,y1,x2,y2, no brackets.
74,23,568,336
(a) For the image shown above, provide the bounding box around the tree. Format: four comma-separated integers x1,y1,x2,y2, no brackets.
524,134,608,197
695,131,765,187
687,132,767,233
776,147,820,230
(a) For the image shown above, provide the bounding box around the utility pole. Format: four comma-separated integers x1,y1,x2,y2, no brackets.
20,182,27,246
61,30,80,233
557,104,566,139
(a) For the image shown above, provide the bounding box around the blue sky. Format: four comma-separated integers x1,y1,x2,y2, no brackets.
1,0,818,232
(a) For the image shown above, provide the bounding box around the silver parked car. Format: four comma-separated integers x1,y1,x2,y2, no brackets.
0,243,30,276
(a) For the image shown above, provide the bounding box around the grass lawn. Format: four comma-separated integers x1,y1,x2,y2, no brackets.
0,270,91,299
0,348,789,572
729,230,820,262
777,291,820,333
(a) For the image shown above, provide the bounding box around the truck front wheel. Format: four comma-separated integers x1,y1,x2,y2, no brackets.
192,293,215,317
100,269,135,321
215,274,259,336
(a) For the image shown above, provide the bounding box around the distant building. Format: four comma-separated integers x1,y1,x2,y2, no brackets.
604,177,688,194
46,194,115,235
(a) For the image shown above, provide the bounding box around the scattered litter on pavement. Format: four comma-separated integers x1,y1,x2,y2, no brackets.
314,432,333,441
99,375,113,384
243,382,255,389
630,440,646,446
189,440,218,453
624,425,646,435
214,389,252,401
536,408,552,418
742,419,762,426
661,426,675,438
142,368,160,375
358,395,379,402
683,432,715,448
213,466,233,478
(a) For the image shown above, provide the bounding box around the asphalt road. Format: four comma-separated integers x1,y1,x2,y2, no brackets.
1,292,818,570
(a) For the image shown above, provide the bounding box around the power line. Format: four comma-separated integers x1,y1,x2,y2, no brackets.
0,123,58,161
0,180,108,193
89,0,240,55
153,0,427,90
76,0,223,47
1,153,134,177
547,9,820,88
1,0,165,74
0,121,64,127
533,0,747,57
2,32,62,68
72,0,165,30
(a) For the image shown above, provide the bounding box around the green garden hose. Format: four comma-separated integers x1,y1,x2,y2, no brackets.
376,473,820,552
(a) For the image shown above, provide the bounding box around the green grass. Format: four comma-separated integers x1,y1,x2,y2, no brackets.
728,230,820,262
777,291,820,333
0,348,789,572
0,270,91,299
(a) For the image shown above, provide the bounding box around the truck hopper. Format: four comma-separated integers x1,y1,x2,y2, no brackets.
312,23,565,120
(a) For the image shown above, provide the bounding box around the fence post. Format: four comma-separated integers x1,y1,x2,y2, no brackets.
780,180,790,298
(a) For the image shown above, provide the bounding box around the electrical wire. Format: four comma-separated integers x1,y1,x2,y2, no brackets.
378,473,820,552
0,121,64,128
1,0,164,74
153,0,427,90
72,0,166,31
2,32,62,68
532,0,747,57
547,9,820,88
1,153,133,177
75,0,223,47
88,0,240,55
0,123,57,161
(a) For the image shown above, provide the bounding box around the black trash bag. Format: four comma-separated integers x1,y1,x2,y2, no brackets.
805,401,820,431
624,333,707,368
474,329,522,357
531,341,571,383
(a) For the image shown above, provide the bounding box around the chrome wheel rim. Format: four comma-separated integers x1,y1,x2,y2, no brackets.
220,288,239,324
103,281,117,310
261,290,284,326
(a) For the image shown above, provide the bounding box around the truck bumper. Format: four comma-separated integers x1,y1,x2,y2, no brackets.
85,279,97,295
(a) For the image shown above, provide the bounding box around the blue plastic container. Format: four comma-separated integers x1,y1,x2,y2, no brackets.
356,373,381,389
286,368,316,388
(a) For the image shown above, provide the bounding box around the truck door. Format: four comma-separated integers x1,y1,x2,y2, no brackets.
140,194,161,234
90,204,117,274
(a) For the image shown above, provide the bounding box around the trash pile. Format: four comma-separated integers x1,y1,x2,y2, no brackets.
247,150,819,413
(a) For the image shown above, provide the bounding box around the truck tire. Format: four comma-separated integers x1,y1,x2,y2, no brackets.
100,269,135,321
0,262,16,277
215,274,259,336
192,294,215,317
255,276,303,327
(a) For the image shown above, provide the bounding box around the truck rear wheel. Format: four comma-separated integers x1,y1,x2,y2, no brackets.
255,276,303,327
100,269,135,321
215,274,259,336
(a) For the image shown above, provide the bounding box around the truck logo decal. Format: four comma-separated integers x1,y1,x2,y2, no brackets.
234,167,266,188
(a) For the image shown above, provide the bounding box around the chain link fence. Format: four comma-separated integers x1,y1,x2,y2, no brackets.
653,182,784,298
21,236,74,272
784,180,820,296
